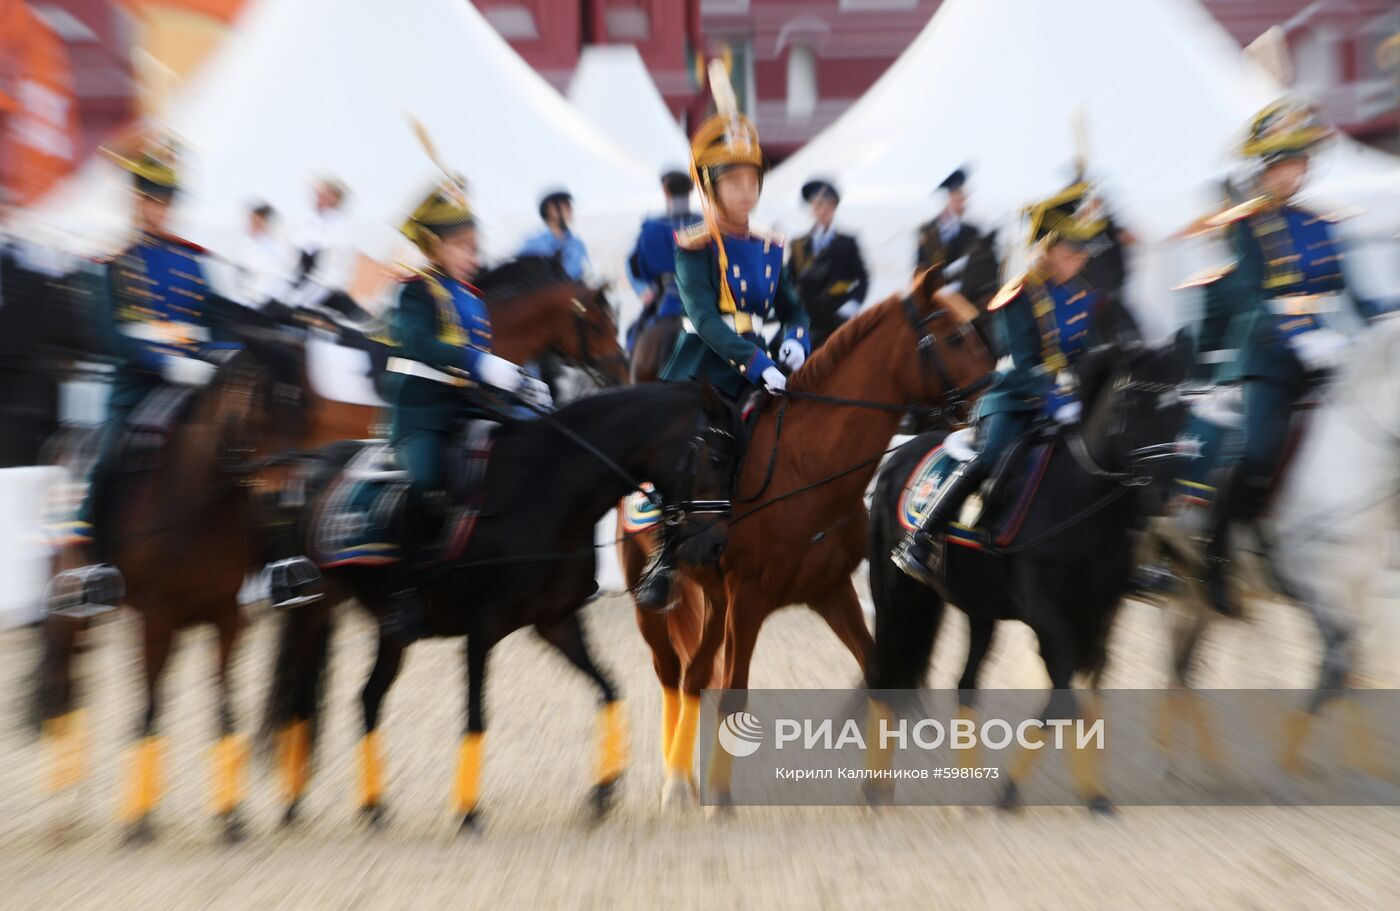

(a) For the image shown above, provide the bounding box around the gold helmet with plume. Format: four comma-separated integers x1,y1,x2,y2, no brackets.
689,59,763,204
400,116,474,252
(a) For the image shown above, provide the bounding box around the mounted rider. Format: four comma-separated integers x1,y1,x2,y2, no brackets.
660,62,810,402
892,180,1116,585
632,60,811,608
1199,99,1389,617
384,173,553,641
48,136,255,606
624,169,701,353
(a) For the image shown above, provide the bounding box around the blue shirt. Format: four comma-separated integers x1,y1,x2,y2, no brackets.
518,229,590,281
628,212,701,318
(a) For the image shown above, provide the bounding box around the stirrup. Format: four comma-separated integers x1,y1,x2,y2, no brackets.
891,531,943,587
633,549,677,613
263,556,324,610
45,564,125,619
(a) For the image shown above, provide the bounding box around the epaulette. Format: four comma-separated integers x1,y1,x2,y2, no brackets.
674,222,711,251
749,224,785,248
1181,196,1270,237
166,235,206,255
1173,262,1237,290
399,265,451,302
1291,203,1360,225
987,274,1027,311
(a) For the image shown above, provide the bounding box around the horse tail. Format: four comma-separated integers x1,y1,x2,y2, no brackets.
258,598,335,765
865,433,948,695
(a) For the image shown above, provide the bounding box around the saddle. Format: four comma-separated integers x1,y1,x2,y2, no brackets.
312,420,496,568
897,425,1056,551
118,384,202,472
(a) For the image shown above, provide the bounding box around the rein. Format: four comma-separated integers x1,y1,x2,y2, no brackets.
736,292,990,504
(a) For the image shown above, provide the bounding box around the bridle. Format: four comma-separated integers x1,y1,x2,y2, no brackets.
740,292,993,504
1067,375,1189,488
566,293,630,387
902,292,994,424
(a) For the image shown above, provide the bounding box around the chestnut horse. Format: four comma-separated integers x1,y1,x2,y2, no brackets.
31,260,627,843
297,257,629,447
629,313,683,384
34,334,307,844
618,272,995,807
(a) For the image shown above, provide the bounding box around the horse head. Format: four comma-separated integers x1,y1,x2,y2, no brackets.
786,267,995,427
1079,330,1193,486
477,256,629,388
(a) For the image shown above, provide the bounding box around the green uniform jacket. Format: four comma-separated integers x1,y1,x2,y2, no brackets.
661,243,810,400
977,275,1100,419
389,277,468,438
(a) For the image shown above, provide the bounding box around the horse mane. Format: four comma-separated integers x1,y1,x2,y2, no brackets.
788,293,898,394
474,255,575,304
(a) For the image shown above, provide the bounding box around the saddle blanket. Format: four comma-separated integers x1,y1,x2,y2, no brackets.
619,483,660,535
897,439,1054,551
312,428,492,568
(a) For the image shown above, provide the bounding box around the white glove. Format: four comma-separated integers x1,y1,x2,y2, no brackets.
476,351,525,391
1053,401,1082,425
517,375,554,411
1290,328,1348,371
836,300,860,321
778,338,806,372
760,365,787,393
162,355,217,386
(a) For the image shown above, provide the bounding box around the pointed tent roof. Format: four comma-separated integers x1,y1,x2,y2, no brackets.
760,0,1400,322
567,45,691,178
26,0,655,276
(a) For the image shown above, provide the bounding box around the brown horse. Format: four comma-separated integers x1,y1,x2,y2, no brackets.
629,313,683,384
31,262,628,843
296,258,629,447
34,335,306,844
618,272,995,807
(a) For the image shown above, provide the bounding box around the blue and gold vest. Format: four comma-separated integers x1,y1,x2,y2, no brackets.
1028,277,1098,414
442,279,493,354
1247,205,1345,349
109,233,220,371
718,232,785,343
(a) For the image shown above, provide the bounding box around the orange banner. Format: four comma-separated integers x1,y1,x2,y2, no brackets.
1,4,78,205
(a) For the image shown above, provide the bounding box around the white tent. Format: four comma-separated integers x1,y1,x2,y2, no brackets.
760,0,1400,337
24,0,657,302
567,45,691,178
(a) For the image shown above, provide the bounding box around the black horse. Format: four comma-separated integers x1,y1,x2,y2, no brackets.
263,382,743,831
866,335,1190,811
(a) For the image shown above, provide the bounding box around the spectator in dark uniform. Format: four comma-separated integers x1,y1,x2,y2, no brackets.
915,167,984,289
787,179,868,350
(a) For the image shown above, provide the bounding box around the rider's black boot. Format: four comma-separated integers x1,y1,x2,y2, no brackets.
891,456,988,587
633,539,678,613
382,487,438,644
1205,464,1251,619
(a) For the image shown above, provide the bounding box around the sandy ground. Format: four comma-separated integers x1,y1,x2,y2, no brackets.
1,581,1397,911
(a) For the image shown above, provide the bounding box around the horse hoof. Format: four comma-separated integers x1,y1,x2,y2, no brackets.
1086,795,1116,817
458,811,481,836
589,779,619,822
222,812,248,844
704,796,734,820
660,773,695,812
996,781,1023,813
280,800,300,828
123,818,155,847
361,803,387,829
